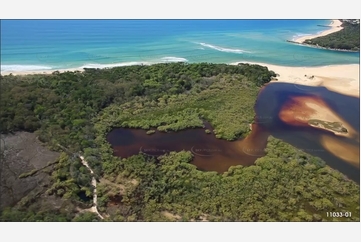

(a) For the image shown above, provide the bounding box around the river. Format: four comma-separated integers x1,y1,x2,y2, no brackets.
106,82,360,182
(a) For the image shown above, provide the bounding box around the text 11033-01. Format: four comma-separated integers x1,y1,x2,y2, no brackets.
326,212,352,218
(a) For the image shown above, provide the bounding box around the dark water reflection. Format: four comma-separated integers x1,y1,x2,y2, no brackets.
106,82,360,183
107,122,269,173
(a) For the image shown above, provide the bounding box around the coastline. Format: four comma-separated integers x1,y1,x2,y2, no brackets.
3,61,360,99
4,61,359,132
292,19,343,44
0,67,84,76
3,60,359,97
285,40,359,53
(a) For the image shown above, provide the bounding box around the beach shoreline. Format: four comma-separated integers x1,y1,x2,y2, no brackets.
293,19,344,44
2,60,359,98
232,61,360,98
0,67,85,76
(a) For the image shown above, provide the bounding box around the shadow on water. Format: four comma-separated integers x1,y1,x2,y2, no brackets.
106,82,360,183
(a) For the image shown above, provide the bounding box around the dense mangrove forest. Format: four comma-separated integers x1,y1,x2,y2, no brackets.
0,62,359,222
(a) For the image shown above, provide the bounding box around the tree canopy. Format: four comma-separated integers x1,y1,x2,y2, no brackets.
0,63,359,222
303,21,360,51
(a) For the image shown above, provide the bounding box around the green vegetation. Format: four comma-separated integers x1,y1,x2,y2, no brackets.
308,119,348,134
146,130,156,135
0,207,71,222
72,212,101,222
303,21,360,51
92,137,359,222
45,152,93,201
0,63,274,148
0,62,359,222
18,160,60,179
96,73,261,141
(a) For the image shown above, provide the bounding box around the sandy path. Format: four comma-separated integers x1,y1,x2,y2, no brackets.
293,19,343,43
79,155,104,220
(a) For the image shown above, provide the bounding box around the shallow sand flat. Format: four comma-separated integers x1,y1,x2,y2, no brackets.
319,134,360,168
278,96,358,139
278,96,360,168
232,61,360,98
293,19,343,43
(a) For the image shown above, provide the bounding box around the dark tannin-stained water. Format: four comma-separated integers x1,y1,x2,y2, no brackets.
106,122,269,173
256,82,360,182
106,82,360,183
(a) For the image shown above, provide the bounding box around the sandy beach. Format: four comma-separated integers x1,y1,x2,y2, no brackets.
0,68,84,76
232,61,360,98
293,19,343,44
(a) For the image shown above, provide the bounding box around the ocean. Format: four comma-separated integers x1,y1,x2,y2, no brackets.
1,19,360,72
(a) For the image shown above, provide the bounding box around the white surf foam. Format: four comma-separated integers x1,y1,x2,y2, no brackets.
1,57,189,74
79,61,151,69
160,57,188,62
291,33,313,41
199,42,251,54
79,58,187,69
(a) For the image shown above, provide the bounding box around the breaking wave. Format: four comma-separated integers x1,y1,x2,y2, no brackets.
199,42,251,54
159,57,188,62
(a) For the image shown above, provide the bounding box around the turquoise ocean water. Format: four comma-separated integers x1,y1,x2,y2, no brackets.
1,20,359,72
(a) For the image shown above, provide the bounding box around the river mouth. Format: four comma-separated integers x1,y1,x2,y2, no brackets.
106,82,360,182
256,82,360,181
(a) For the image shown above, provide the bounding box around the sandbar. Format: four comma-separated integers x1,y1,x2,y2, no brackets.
278,96,358,139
